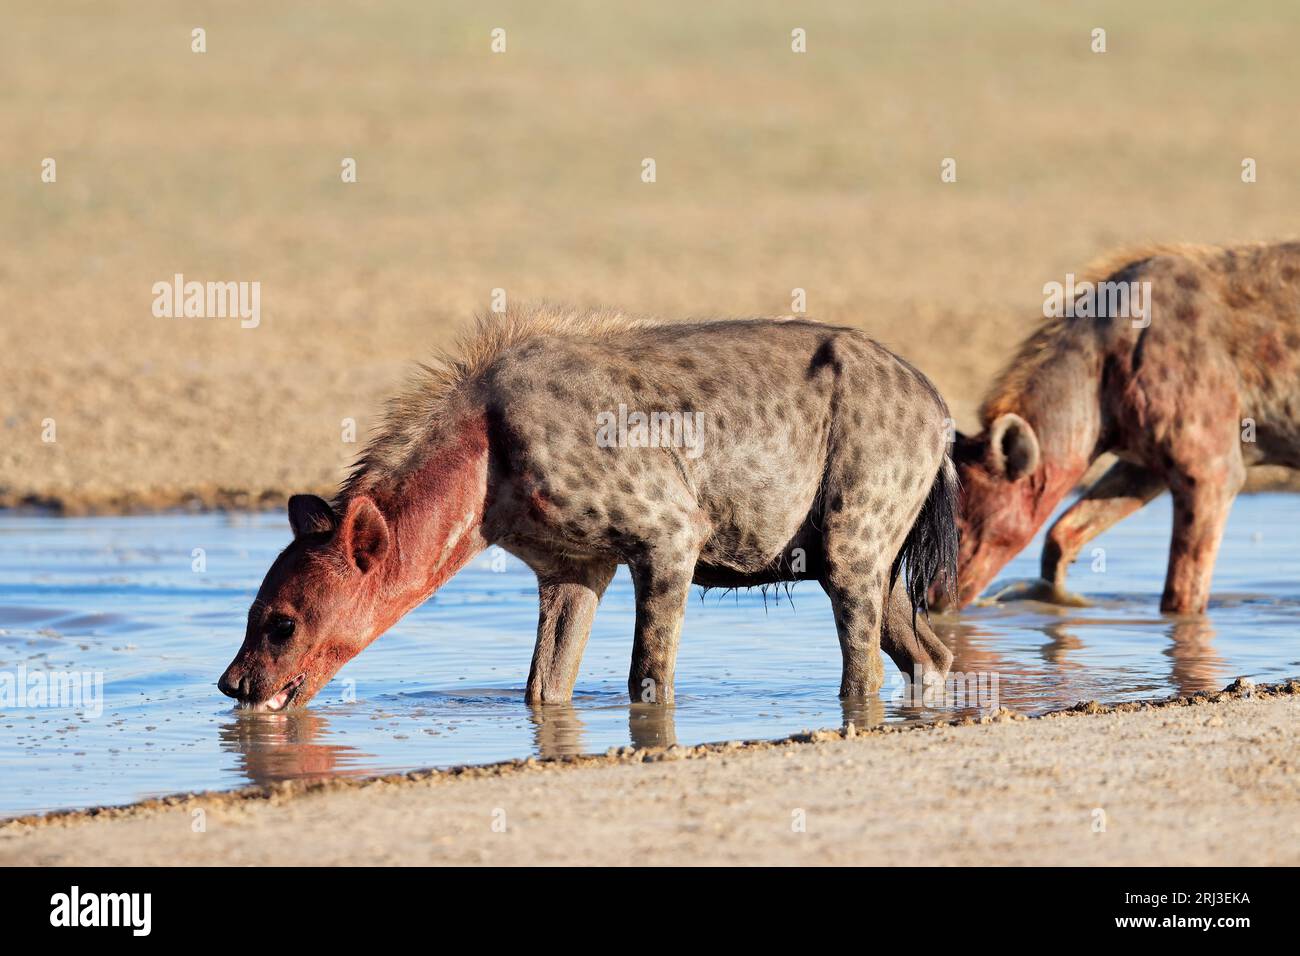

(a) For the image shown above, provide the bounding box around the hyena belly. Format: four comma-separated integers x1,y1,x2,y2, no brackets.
476,319,956,703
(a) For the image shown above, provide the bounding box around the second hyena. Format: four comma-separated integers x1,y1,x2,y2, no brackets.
218,306,958,710
943,241,1300,614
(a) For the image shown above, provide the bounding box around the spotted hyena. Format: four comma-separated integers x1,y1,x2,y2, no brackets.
941,241,1300,614
218,306,958,711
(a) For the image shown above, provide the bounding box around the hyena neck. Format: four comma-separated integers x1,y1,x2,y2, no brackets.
1002,353,1104,531
356,416,491,631
1026,449,1092,532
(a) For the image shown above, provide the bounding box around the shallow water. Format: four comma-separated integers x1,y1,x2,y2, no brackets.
2,496,1298,817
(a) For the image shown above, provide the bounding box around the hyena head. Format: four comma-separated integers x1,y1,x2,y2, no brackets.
945,413,1042,607
218,494,392,711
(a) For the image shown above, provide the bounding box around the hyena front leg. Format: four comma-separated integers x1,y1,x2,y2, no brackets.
526,558,617,704
1162,458,1244,615
627,549,697,706
1041,460,1165,591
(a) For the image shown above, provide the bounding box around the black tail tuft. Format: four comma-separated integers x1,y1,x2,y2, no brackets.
890,457,960,621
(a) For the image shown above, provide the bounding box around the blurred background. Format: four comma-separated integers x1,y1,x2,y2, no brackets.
4,0,1299,511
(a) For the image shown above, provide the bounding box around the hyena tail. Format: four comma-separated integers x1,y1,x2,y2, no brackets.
891,456,960,622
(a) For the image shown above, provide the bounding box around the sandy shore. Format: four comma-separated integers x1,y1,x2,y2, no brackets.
3,680,1295,866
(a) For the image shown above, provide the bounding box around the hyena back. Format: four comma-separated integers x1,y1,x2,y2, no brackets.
219,308,957,711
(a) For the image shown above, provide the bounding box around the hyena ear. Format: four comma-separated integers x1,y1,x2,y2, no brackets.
288,494,338,538
339,496,390,574
988,413,1040,482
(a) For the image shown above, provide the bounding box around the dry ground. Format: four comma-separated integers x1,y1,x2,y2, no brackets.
4,1,1300,510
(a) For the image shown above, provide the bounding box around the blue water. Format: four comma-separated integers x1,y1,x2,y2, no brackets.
1,496,1298,817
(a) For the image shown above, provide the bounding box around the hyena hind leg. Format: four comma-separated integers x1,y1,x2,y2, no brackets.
526,558,618,705
879,577,952,682
820,560,888,699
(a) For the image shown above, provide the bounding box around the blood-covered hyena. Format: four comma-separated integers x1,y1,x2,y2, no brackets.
218,306,958,710
941,241,1300,614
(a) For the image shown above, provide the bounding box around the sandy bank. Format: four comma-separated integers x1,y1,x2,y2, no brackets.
3,681,1296,866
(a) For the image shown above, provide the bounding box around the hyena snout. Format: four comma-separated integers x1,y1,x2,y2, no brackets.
218,652,272,702
217,662,250,700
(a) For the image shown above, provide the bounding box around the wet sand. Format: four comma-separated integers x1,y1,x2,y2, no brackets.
4,680,1296,866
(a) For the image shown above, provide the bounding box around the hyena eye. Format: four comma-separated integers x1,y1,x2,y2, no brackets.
267,616,296,642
